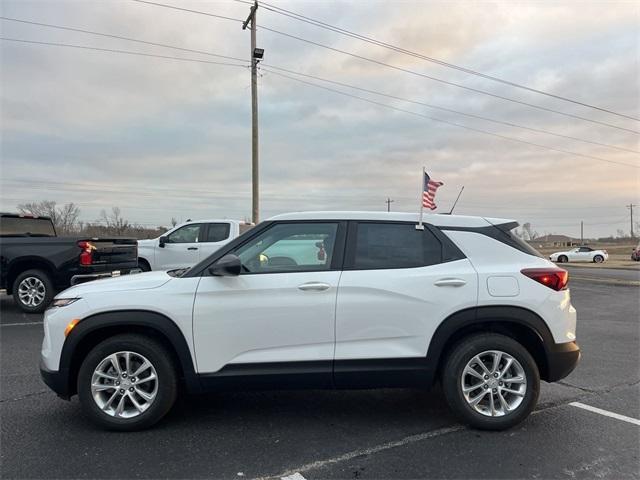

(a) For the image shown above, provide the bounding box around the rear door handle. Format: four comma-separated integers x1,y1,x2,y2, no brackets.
298,282,331,291
187,247,198,251
434,278,466,287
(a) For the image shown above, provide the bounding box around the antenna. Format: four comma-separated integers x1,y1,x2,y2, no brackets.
448,186,465,215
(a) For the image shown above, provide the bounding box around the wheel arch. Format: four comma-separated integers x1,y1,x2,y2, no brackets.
428,306,554,383
137,257,152,271
61,310,201,398
6,257,56,294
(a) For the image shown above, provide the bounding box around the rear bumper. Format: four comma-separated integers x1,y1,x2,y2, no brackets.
546,341,581,382
40,361,71,400
70,268,142,286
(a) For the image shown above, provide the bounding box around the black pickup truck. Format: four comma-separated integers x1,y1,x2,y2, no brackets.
0,213,139,313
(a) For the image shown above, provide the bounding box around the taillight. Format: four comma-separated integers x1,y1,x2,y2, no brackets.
521,268,568,291
77,241,96,266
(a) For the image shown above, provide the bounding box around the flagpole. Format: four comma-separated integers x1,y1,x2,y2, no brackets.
416,166,425,230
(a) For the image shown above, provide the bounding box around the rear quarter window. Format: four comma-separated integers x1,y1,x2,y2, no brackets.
439,221,543,258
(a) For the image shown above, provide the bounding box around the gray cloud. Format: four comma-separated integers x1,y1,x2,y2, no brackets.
1,0,639,236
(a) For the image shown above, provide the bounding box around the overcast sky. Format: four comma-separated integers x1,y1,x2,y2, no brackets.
1,0,639,237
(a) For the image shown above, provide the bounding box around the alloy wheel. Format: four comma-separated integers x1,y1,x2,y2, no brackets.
461,350,527,417
91,351,158,418
17,277,46,307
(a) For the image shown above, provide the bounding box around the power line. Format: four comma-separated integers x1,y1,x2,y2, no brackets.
4,36,638,168
256,26,640,135
130,0,244,24
132,0,639,135
261,67,640,169
4,16,632,153
132,0,640,134
0,16,247,63
0,37,249,68
256,0,640,122
262,64,639,154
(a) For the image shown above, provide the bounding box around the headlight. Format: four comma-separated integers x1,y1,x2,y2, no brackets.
51,298,80,308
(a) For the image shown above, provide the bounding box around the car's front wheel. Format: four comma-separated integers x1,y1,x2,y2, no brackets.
593,255,604,263
442,333,540,430
77,334,177,431
557,255,568,263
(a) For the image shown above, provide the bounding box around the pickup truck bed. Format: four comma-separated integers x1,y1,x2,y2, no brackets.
0,213,138,312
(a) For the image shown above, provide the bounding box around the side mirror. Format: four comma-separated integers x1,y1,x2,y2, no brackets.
208,254,241,276
159,236,168,248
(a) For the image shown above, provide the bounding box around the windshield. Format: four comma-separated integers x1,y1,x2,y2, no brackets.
0,216,56,237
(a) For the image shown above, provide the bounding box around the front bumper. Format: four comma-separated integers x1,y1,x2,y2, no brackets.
546,341,581,382
40,361,71,400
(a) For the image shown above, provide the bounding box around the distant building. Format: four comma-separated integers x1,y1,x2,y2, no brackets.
533,234,580,248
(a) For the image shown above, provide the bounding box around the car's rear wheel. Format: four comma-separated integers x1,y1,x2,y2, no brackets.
77,334,177,431
12,269,54,313
557,255,568,263
442,333,540,430
593,255,604,263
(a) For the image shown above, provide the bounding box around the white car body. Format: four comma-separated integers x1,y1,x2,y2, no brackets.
41,211,580,430
549,246,608,263
137,219,251,271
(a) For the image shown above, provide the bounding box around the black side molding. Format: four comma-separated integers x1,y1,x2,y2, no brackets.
59,310,201,396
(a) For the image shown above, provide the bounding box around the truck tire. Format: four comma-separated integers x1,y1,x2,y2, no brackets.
138,258,151,272
12,269,54,313
442,333,540,431
77,334,178,431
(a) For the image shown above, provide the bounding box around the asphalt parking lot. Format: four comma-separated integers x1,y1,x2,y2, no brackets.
1,273,639,479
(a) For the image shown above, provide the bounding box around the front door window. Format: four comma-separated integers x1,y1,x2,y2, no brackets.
234,223,338,273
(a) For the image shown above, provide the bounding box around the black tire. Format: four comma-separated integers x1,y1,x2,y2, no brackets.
138,258,151,272
442,333,540,431
558,255,568,263
77,334,177,431
12,269,54,313
593,255,604,263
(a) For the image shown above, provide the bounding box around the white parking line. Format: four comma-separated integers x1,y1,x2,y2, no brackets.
0,321,43,327
570,402,640,426
266,425,464,480
281,473,307,480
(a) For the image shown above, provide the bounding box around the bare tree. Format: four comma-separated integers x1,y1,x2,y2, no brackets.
17,200,80,235
99,207,130,235
170,217,178,228
521,222,539,241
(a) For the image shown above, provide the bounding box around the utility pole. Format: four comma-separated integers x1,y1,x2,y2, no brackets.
243,1,261,224
580,221,583,244
628,203,637,238
385,197,394,212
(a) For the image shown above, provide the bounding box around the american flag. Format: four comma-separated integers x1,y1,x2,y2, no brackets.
422,172,444,210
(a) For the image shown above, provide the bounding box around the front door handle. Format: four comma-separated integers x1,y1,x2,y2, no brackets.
298,282,331,291
187,247,198,251
434,278,466,287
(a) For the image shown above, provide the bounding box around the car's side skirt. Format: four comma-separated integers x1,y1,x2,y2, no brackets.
197,358,433,392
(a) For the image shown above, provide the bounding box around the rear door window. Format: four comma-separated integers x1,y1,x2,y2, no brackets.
204,223,231,242
349,222,443,270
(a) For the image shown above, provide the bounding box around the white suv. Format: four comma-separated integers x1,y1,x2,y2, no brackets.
41,212,580,431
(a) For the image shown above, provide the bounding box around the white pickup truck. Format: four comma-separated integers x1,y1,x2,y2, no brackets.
138,219,252,271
